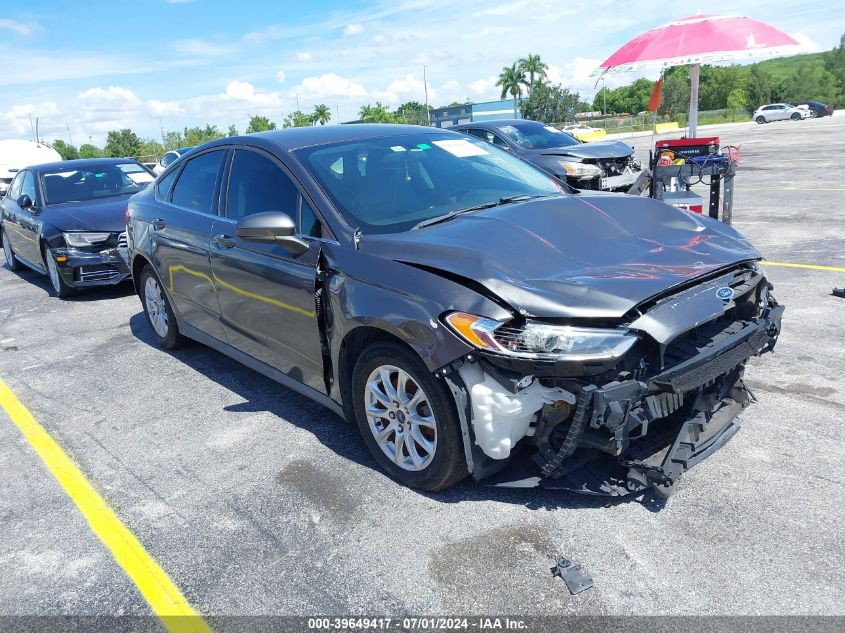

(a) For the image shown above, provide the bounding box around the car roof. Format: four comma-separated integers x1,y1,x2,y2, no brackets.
453,119,530,131
209,124,451,152
26,157,141,173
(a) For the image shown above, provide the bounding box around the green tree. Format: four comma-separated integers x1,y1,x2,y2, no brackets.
496,63,528,116
104,129,142,158
245,115,277,134
312,104,332,125
592,78,655,114
518,53,548,94
227,124,239,137
51,140,79,160
358,102,395,123
726,88,749,121
394,101,430,125
78,144,102,159
519,81,582,123
747,64,772,108
182,124,225,146
137,139,164,162
282,110,315,128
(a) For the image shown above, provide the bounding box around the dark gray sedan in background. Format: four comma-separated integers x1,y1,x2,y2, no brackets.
1,158,154,297
127,125,782,498
453,119,644,192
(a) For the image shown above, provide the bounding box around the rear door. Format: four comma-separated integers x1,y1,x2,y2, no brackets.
209,147,327,392
152,148,228,341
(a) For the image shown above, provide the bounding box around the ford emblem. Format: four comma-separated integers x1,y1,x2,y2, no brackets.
716,286,734,303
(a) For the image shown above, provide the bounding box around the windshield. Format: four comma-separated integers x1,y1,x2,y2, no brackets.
295,133,564,234
495,122,580,150
40,163,153,205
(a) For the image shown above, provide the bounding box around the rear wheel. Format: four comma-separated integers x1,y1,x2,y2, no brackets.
790,112,801,121
755,115,766,124
44,246,75,298
2,228,21,271
139,265,184,349
351,341,468,491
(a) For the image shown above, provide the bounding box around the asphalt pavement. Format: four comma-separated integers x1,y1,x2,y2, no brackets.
0,115,843,625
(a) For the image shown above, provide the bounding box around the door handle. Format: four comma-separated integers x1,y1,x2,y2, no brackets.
152,218,166,230
214,234,236,248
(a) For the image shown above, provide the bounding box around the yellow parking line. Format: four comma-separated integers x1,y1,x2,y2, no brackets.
0,378,211,633
765,261,845,273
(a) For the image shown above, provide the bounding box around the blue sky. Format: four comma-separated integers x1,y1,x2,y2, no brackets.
1,0,841,144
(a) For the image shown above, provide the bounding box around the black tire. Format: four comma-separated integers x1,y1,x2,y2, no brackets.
791,112,801,121
139,265,185,349
43,245,75,299
755,115,766,124
1,227,22,271
351,341,468,491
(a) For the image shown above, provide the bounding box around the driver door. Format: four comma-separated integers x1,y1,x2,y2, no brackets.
209,148,327,393
4,170,43,266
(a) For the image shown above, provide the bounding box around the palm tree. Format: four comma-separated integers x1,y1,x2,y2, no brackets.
496,64,527,117
518,53,548,95
313,104,332,125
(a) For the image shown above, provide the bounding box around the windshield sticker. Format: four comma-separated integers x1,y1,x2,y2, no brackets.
432,139,489,157
416,143,432,150
390,146,407,152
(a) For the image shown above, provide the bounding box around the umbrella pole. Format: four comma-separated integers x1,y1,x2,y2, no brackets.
688,63,700,138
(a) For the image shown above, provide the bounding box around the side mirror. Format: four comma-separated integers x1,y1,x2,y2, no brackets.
17,194,33,210
235,211,309,255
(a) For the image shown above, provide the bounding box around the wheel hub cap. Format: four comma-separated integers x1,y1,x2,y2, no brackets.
144,277,169,338
364,364,437,472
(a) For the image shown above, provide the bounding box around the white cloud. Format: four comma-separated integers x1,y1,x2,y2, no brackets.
375,73,430,102
791,32,823,53
294,73,366,99
172,38,233,57
0,19,34,37
344,23,364,36
296,51,313,62
470,75,498,97
1,102,61,136
275,70,287,83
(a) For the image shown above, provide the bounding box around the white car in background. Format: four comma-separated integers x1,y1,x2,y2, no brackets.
753,103,808,124
152,146,195,175
0,140,62,196
562,124,602,139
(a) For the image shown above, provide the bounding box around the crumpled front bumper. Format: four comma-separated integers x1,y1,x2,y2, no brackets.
54,246,131,288
446,300,784,497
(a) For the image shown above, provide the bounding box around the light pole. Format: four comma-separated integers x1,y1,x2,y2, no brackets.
423,65,430,125
295,94,300,111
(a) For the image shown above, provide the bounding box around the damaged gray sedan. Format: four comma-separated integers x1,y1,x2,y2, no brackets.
127,125,783,498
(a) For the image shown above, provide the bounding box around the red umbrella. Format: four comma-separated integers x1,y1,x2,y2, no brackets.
595,15,801,136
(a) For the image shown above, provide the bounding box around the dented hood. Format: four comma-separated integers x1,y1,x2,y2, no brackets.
360,194,759,319
533,140,634,160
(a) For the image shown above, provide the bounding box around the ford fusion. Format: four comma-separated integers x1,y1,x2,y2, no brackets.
1,158,154,297
453,119,644,192
126,126,782,497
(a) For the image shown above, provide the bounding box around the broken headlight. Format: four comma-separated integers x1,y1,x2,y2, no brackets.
444,312,637,361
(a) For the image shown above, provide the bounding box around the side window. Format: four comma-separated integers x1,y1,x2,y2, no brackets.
487,132,510,149
20,171,36,202
156,168,179,200
170,150,225,214
8,172,24,199
226,150,298,221
299,198,322,238
462,128,486,140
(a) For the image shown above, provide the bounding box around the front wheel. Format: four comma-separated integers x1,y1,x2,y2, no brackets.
351,342,468,491
791,112,802,121
2,228,22,271
44,246,75,298
139,265,184,349
755,115,766,124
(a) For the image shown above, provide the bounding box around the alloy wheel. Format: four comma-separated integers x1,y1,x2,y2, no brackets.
144,276,170,338
46,254,62,293
364,364,437,471
2,236,12,264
